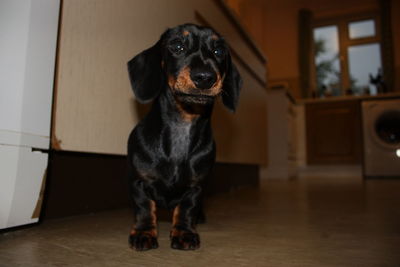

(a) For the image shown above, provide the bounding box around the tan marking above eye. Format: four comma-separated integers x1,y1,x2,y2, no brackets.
183,30,190,36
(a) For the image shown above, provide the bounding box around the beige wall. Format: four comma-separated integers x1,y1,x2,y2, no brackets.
53,0,268,165
227,0,400,98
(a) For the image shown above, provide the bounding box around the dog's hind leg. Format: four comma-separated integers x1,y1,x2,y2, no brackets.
196,204,206,224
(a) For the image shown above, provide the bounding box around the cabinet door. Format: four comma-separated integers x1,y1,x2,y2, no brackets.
306,101,362,164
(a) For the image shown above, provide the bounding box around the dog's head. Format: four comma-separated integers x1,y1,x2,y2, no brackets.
128,24,242,112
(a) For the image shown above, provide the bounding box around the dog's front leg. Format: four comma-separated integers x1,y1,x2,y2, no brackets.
129,180,158,251
170,186,202,250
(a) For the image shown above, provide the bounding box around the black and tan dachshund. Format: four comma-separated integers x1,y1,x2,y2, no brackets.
126,23,242,251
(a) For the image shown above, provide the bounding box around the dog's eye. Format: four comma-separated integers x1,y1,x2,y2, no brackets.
169,40,186,54
213,47,225,58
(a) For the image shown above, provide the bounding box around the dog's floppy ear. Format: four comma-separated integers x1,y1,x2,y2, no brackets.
222,53,242,112
127,39,163,103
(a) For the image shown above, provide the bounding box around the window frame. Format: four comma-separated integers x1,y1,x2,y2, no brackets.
310,12,381,96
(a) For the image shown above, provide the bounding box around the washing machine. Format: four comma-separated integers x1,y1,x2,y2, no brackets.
362,99,400,177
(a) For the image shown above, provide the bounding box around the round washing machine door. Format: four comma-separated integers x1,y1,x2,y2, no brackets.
373,110,400,148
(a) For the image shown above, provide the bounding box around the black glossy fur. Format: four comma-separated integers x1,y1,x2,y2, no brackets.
127,24,242,251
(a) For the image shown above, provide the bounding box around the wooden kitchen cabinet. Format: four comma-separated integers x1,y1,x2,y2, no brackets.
52,0,268,165
305,100,362,164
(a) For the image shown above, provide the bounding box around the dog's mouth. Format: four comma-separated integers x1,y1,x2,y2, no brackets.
174,91,216,105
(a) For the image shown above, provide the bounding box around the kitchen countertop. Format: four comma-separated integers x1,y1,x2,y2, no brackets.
297,92,400,104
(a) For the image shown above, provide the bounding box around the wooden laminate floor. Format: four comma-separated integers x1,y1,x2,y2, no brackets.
1,175,400,266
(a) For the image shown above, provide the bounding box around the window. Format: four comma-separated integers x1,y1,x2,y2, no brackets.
312,14,382,97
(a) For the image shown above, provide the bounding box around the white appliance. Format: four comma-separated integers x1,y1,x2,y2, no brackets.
0,0,60,229
362,99,400,177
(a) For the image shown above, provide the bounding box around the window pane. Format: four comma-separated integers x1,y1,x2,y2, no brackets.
348,43,382,95
349,19,375,39
313,25,342,97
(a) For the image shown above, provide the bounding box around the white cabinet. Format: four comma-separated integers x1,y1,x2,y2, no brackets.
0,0,60,229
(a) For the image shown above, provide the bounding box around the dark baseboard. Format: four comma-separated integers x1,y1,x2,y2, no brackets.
41,151,129,220
41,151,259,220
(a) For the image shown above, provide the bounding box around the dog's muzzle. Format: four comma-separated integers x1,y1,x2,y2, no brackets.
190,70,217,90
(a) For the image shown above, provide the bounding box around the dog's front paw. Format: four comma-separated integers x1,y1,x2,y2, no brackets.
170,229,200,250
129,230,158,251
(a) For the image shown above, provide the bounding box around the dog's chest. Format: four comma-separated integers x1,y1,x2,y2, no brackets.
167,122,192,160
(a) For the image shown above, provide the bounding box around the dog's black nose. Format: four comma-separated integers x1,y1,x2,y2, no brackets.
191,70,217,89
